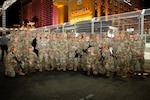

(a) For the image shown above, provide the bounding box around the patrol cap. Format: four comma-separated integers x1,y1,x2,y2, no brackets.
28,46,34,49
88,47,95,52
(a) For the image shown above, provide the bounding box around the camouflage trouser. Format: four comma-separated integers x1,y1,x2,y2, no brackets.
74,57,78,69
60,57,68,70
118,62,128,74
113,57,119,71
55,57,60,70
68,52,74,70
39,54,44,69
131,55,144,73
100,59,111,77
50,57,56,70
12,63,26,75
127,52,132,69
118,59,128,75
86,64,92,75
44,59,50,70
5,64,16,77
95,60,106,75
81,55,87,71
24,61,37,72
91,64,98,75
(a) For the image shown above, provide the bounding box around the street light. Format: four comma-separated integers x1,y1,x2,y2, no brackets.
2,0,17,10
1,0,17,34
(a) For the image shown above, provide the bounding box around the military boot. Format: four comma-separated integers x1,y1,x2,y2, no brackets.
141,73,146,79
121,72,127,78
106,71,110,77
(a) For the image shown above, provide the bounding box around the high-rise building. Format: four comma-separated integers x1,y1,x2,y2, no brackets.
68,0,144,24
20,0,144,27
21,0,53,27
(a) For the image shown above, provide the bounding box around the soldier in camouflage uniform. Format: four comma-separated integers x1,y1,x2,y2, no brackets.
49,33,57,70
116,33,128,78
73,34,80,71
131,33,146,78
59,34,68,71
48,33,55,71
110,32,120,73
81,34,91,71
25,46,40,73
86,47,97,75
100,41,111,77
21,30,33,72
22,30,32,55
67,33,80,71
55,34,61,71
93,34,106,75
43,34,51,71
37,33,50,72
124,33,133,75
5,46,25,77
76,34,84,69
68,33,76,70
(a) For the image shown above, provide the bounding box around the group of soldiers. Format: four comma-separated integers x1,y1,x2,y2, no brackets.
4,30,146,78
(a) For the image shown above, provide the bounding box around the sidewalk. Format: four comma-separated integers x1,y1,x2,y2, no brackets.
144,47,150,72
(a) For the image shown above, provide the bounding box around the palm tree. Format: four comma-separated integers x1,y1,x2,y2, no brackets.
23,19,29,27
32,16,39,26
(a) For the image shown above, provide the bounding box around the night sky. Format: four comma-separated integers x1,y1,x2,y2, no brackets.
0,0,150,28
144,0,150,9
0,0,20,28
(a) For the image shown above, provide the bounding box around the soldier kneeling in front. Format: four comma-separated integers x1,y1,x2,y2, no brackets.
4,46,25,77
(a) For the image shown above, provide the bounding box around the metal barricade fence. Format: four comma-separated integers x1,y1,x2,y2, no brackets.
35,8,150,49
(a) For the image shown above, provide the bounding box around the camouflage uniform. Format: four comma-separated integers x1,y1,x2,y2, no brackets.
59,34,68,71
110,33,120,72
81,34,90,71
25,46,40,73
86,47,97,75
37,34,50,71
131,33,145,78
73,37,79,71
55,34,61,71
94,34,106,75
116,33,128,78
100,42,111,77
49,33,56,70
76,34,84,69
68,35,76,70
4,47,25,77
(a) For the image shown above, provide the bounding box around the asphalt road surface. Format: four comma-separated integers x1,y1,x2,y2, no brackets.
0,61,150,100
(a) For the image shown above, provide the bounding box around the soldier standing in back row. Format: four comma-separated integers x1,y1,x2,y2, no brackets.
131,33,146,79
59,34,68,71
110,32,120,73
100,41,111,77
82,34,91,71
76,34,84,69
68,33,76,70
116,33,128,78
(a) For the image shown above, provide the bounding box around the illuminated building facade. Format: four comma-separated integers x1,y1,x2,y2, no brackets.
53,0,68,25
20,0,53,27
68,0,144,24
20,0,144,27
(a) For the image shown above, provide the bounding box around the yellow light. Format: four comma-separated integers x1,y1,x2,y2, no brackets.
70,14,92,24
